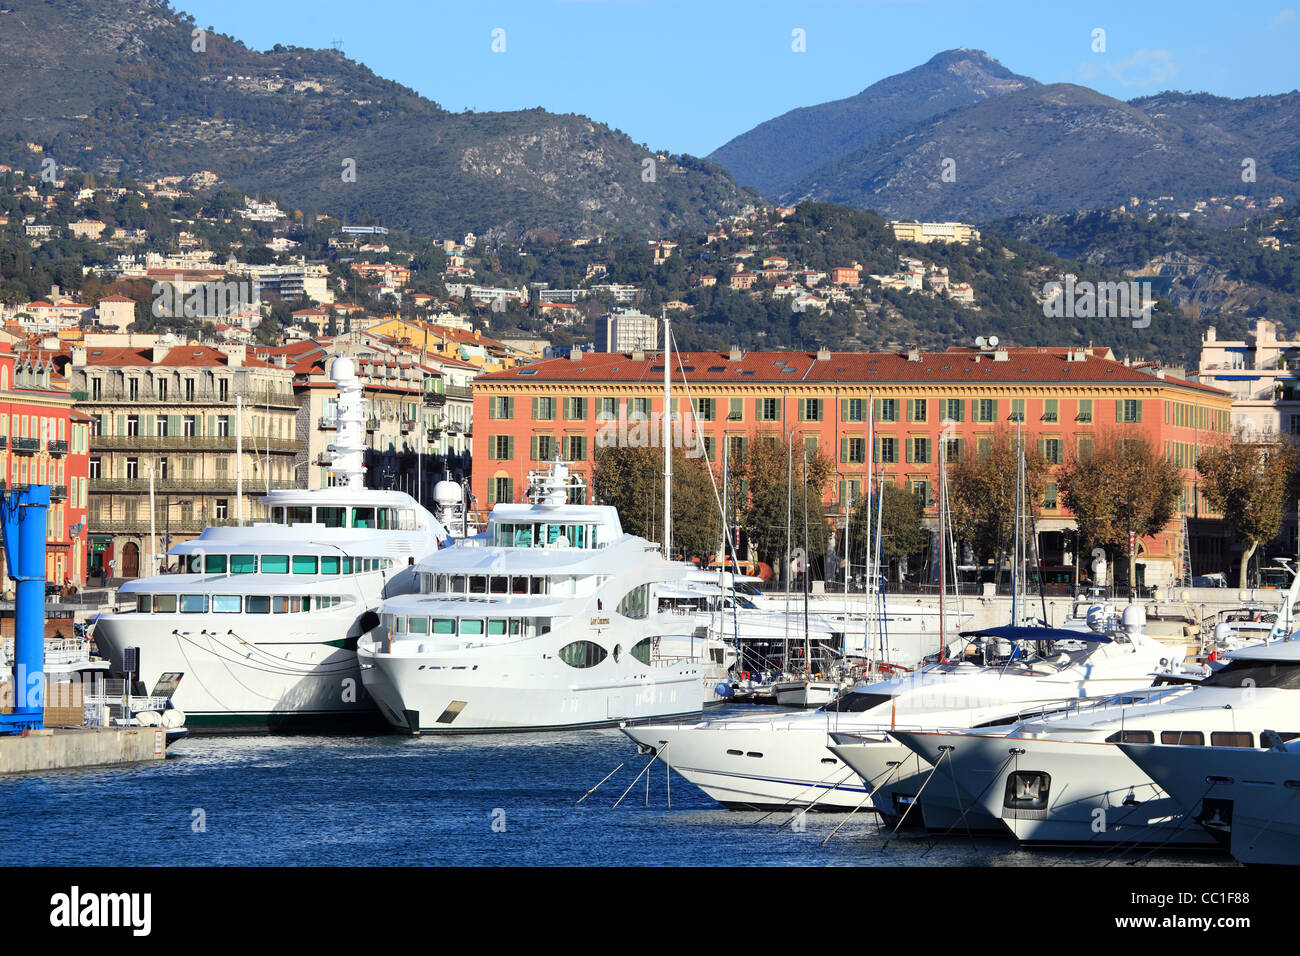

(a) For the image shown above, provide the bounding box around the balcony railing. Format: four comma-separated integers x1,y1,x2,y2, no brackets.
50,484,67,500
89,517,244,535
366,417,379,431
423,391,447,406
48,439,69,456
0,436,8,451
318,417,338,430
445,385,473,401
90,477,299,493
76,387,298,408
89,435,300,453
12,437,40,454
314,452,333,466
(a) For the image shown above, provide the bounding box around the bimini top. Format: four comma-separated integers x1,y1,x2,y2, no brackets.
960,624,1113,645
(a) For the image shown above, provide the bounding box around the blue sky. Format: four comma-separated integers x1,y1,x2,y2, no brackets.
173,0,1300,157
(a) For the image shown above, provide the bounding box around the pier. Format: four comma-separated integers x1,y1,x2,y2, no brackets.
0,725,165,774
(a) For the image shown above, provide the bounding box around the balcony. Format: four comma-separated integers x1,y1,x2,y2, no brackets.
90,435,300,453
426,428,442,443
318,417,338,430
314,452,333,466
0,436,7,451
50,484,67,500
90,477,299,494
366,417,379,432
48,439,68,456
423,391,447,407
77,386,298,408
400,419,416,433
12,437,40,454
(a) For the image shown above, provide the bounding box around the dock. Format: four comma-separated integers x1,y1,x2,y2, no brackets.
0,725,166,774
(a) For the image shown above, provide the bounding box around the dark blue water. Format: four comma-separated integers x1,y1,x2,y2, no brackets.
0,707,1228,866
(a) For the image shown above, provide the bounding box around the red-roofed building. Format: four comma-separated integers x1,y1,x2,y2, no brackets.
471,346,1235,586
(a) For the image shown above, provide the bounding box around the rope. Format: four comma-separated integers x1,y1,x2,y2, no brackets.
882,747,951,850
574,761,625,806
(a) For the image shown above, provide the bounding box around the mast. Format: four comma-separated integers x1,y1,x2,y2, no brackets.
864,395,874,659
938,435,946,660
662,309,672,560
802,446,810,677
236,393,243,524
784,433,792,674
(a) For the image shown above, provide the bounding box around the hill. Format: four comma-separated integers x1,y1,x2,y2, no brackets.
0,0,757,238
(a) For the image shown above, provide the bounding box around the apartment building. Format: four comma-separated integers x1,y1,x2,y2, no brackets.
473,346,1235,587
70,345,300,579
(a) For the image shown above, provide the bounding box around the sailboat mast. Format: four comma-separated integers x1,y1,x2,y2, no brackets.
802,447,810,676
864,395,874,659
662,310,672,560
784,433,792,674
938,436,946,659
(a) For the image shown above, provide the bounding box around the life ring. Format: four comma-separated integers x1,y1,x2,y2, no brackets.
740,670,751,681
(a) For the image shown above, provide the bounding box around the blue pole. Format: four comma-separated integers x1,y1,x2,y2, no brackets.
1,485,48,733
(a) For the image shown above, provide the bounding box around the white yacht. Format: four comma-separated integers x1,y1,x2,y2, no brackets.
624,610,1186,812
92,358,449,732
1119,737,1300,865
357,459,705,733
890,638,1300,847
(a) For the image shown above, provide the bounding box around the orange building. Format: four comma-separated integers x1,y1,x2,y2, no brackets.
472,346,1234,586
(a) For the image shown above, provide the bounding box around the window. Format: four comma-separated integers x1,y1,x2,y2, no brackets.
942,437,963,463
1009,398,1025,422
757,397,779,422
631,398,650,420
205,554,227,574
261,555,290,574
179,594,208,613
213,594,241,613
489,396,514,420
218,379,230,402
694,397,715,421
597,397,618,421
216,416,231,437
1043,481,1059,509
230,554,257,574
558,640,608,668
1210,732,1254,748
974,398,997,423
910,479,931,503
1117,399,1142,423
875,398,898,423
1105,730,1155,743
616,584,649,619
491,435,514,460
840,438,866,463
155,416,169,437
728,398,743,421
153,594,177,613
184,378,195,402
215,499,228,520
317,507,346,528
491,476,513,504
126,457,139,480
942,398,964,422
1041,438,1063,465
800,398,823,422
126,415,140,437
533,434,557,461
534,397,555,421
1077,436,1094,461
183,415,196,437
842,398,864,422
89,457,101,480
353,507,376,528
875,437,897,464
1161,731,1205,745
630,637,654,665
128,378,139,401
90,377,102,400
1043,399,1059,423
245,595,271,613
566,397,587,420
908,437,931,463
909,399,927,423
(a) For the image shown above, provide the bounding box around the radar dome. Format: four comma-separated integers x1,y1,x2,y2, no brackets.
433,480,462,507
330,356,356,382
1120,605,1147,632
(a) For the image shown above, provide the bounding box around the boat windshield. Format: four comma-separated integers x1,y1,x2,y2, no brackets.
821,691,892,713
1201,658,1300,689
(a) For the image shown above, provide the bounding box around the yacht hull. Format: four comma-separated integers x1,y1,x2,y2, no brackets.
621,721,874,812
359,640,703,734
93,609,384,733
893,731,1218,847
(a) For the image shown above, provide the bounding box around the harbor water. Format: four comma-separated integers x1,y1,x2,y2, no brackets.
0,706,1227,867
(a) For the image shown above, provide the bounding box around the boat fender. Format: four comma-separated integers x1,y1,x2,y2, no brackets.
714,683,733,698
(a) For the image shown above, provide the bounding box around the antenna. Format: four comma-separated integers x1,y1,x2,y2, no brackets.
330,39,344,52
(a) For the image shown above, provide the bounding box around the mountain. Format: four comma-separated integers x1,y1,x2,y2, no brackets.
778,82,1300,222
707,49,1037,198
0,0,757,238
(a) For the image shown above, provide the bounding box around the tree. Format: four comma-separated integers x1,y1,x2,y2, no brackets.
1056,431,1183,588
741,434,833,582
1197,430,1300,588
850,483,929,582
592,444,721,562
946,426,1049,573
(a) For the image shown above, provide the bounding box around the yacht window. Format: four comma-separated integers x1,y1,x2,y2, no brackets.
293,555,319,574
205,554,227,574
1211,732,1254,748
558,640,607,668
538,619,552,635
408,617,429,634
432,619,456,634
513,525,534,547
631,637,653,665
823,692,892,714
488,619,507,636
261,555,290,574
272,596,290,614
434,574,448,592
353,507,376,528
450,576,467,594
469,576,487,595
180,594,208,613
510,576,529,595
318,507,347,528
230,554,257,575
135,595,151,613
1105,730,1154,743
1161,731,1204,746
530,577,546,595
270,507,286,523
321,556,341,575
186,554,203,573
616,584,649,620
490,576,508,595
246,595,271,614
213,594,241,614
341,557,353,574
1201,659,1300,690
288,506,312,525
509,619,523,636
461,619,484,636
377,508,395,530
297,596,311,613
152,594,177,613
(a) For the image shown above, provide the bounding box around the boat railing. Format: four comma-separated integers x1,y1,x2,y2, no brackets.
2,636,94,667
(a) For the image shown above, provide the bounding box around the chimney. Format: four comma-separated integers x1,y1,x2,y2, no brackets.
907,348,921,362
729,345,744,362
992,349,1009,361
816,347,831,362
569,346,583,362
631,349,646,362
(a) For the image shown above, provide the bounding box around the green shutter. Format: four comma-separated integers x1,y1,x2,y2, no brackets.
841,399,850,422
1037,438,1045,459
798,398,806,421
1134,401,1143,423
873,436,880,463
1115,399,1124,422
487,479,497,505
207,415,215,436
116,414,125,436
840,437,849,462
506,436,514,460
488,398,497,420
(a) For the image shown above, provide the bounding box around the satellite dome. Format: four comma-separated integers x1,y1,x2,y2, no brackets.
330,356,356,382
433,480,461,506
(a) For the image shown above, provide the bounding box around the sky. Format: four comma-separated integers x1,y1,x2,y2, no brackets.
172,0,1300,157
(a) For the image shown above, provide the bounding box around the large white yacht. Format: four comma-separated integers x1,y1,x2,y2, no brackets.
92,357,450,732
623,609,1188,812
357,458,705,733
890,638,1300,846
